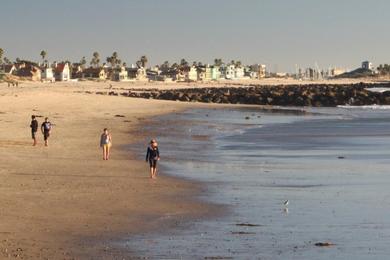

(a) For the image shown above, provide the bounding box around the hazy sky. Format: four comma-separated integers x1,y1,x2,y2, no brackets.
1,0,389,72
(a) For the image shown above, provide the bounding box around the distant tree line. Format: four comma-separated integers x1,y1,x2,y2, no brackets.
0,47,246,72
377,64,390,75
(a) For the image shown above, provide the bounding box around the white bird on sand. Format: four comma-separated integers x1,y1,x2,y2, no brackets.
283,200,289,207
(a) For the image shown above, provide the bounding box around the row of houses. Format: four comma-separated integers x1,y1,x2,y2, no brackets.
157,64,266,82
2,62,70,82
1,61,267,82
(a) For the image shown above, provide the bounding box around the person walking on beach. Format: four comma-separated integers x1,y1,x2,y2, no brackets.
41,117,52,147
100,128,112,160
146,139,160,179
30,115,38,146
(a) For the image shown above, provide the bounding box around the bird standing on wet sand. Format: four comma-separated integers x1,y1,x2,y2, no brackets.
283,200,289,207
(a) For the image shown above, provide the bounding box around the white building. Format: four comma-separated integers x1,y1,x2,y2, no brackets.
223,65,236,79
54,63,70,81
362,61,374,70
235,66,245,79
41,67,55,82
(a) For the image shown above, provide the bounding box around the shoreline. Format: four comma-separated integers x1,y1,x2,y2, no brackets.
0,83,225,259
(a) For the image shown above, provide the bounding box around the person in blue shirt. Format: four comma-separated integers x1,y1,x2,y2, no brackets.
146,139,160,179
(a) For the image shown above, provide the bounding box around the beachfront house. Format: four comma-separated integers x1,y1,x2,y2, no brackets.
362,61,374,71
235,66,245,79
136,67,148,81
249,64,266,79
159,68,178,82
197,65,221,81
211,66,221,80
16,62,42,81
127,66,148,81
112,66,128,81
74,67,107,80
177,66,198,82
186,66,198,81
41,67,55,82
223,64,235,79
54,63,70,81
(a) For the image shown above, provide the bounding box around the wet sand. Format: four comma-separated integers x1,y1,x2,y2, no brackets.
0,83,222,259
127,107,390,259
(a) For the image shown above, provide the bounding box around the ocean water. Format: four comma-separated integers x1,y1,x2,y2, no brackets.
124,106,390,260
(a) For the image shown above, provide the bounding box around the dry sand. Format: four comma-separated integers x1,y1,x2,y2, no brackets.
0,82,221,259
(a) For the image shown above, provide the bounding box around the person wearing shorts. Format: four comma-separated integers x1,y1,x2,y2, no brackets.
30,115,38,146
41,117,52,147
145,139,160,179
100,128,112,160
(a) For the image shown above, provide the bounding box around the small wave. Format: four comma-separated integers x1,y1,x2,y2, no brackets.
365,88,390,93
337,105,390,110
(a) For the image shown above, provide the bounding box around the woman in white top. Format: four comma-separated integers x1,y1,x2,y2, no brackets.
100,128,112,160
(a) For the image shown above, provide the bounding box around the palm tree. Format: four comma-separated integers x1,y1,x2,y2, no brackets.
107,52,120,68
171,62,179,69
80,56,87,68
180,58,188,67
161,61,170,69
0,48,4,64
40,50,47,62
140,55,148,68
91,51,100,67
214,58,223,66
3,57,10,64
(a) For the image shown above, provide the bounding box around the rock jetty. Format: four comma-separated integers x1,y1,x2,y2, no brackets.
93,82,390,107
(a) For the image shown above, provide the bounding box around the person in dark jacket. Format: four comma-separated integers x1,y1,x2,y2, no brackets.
30,115,38,146
146,139,160,179
41,117,52,147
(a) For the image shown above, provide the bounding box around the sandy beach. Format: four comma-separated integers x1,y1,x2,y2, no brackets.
2,79,390,259
0,82,221,259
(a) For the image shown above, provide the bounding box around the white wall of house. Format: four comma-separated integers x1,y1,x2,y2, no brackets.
42,68,55,82
235,67,245,79
186,66,198,81
224,65,235,79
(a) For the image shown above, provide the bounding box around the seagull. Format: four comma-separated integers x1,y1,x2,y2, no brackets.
283,200,289,207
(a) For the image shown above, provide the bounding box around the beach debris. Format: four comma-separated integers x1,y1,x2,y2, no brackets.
245,116,250,120
235,223,262,227
231,231,256,235
114,114,125,118
314,242,335,247
338,156,345,159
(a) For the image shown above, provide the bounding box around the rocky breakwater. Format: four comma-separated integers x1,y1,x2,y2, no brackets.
106,83,390,107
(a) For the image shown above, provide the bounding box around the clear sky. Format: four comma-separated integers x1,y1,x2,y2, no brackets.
1,0,389,72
